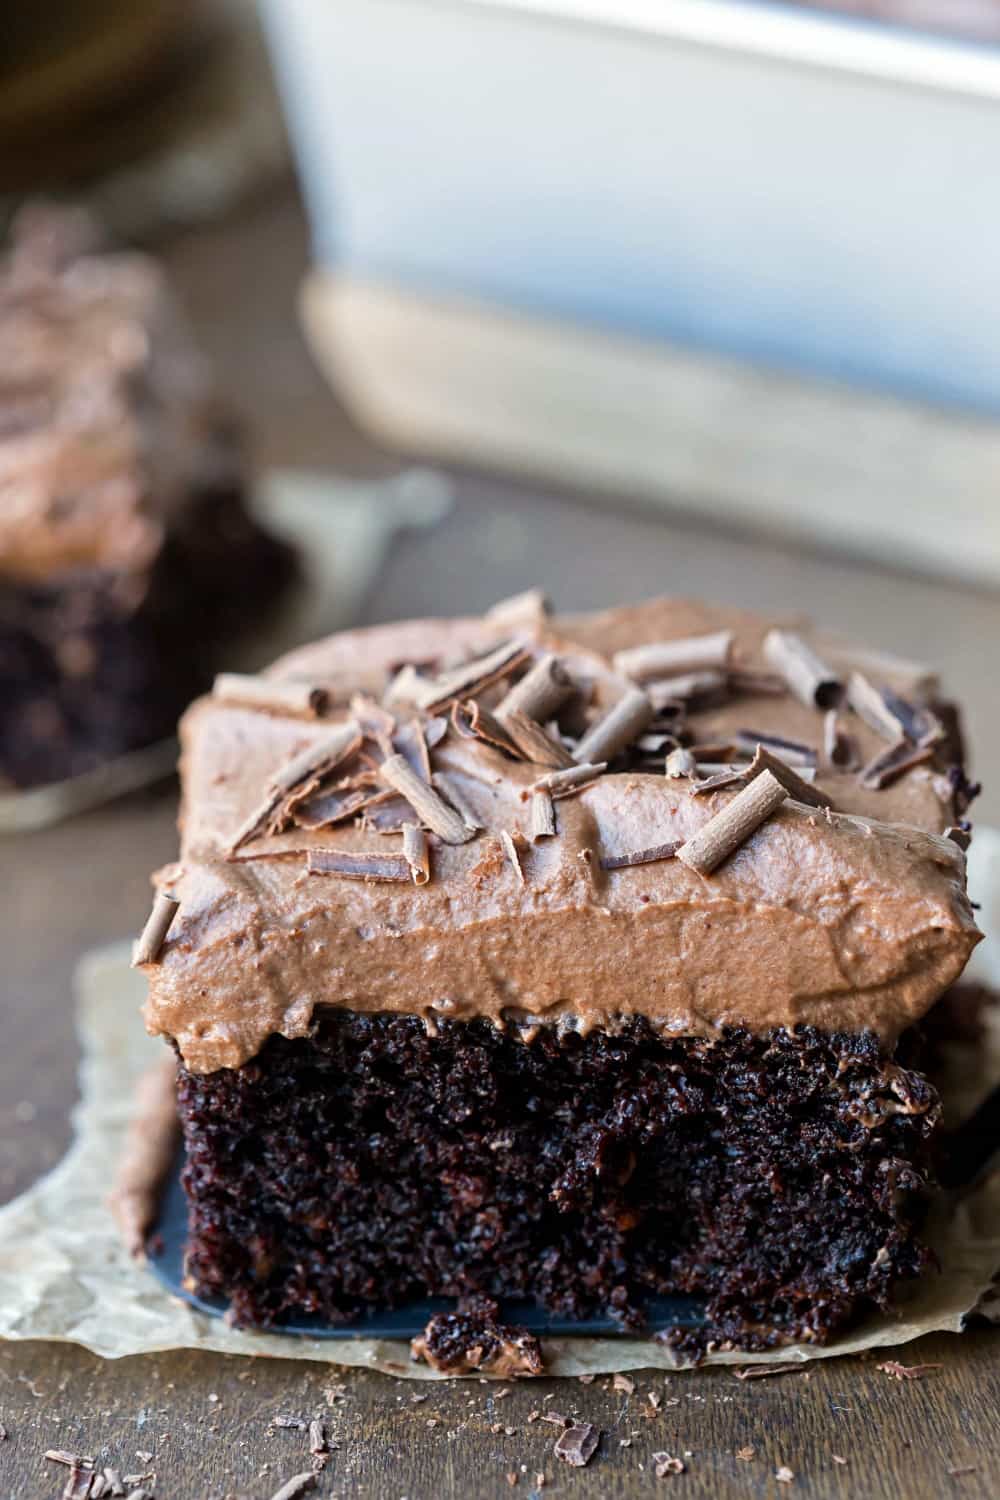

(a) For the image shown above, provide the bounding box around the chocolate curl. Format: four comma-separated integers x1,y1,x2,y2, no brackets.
415,639,531,712
383,663,426,708
689,766,750,796
532,762,607,798
379,753,475,843
485,587,551,628
131,892,179,966
859,738,935,790
431,772,481,833
452,698,520,757
744,744,833,810
229,720,364,852
677,769,789,875
644,671,728,712
212,673,329,719
599,841,681,871
495,652,573,723
574,687,654,764
530,787,557,839
764,630,843,710
665,747,698,779
613,630,734,682
881,687,946,748
733,729,816,767
502,709,575,768
500,830,526,885
847,671,908,743
824,709,859,771
403,823,431,884
307,849,411,881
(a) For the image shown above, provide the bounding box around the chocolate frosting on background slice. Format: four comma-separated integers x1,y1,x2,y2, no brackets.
140,597,981,1073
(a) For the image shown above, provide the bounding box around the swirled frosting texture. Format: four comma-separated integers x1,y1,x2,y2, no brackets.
142,598,981,1072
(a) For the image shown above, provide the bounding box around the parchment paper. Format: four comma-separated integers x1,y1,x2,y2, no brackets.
0,466,453,833
0,836,997,1379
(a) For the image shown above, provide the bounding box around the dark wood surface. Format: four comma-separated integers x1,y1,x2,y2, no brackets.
1,186,997,1499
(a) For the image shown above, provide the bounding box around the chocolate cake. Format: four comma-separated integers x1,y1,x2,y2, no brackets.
137,591,982,1349
0,204,296,790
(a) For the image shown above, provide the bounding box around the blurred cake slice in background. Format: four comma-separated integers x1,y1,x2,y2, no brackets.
0,203,297,791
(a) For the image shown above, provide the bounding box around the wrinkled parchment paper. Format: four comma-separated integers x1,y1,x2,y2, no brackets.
0,836,998,1379
0,467,452,833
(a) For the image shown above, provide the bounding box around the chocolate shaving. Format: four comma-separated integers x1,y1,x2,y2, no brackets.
359,791,415,833
734,729,816,767
742,744,833,809
689,767,750,796
881,686,946,747
677,768,789,874
307,848,411,881
613,630,734,682
653,1453,686,1477
496,652,573,723
452,698,521,757
212,673,329,719
944,825,972,851
415,639,532,712
574,687,654,764
131,892,179,966
733,1362,805,1381
637,733,681,754
875,1360,941,1381
501,830,526,885
764,629,843,709
46,1451,95,1469
403,823,431,884
485,587,551,628
431,772,481,832
394,717,434,781
823,709,859,771
847,671,908,743
350,693,397,756
503,709,575,768
859,737,934,790
380,753,476,843
665,747,698,779
383,663,427,708
644,671,728,711
292,783,375,829
268,1476,318,1500
554,1422,601,1468
62,1472,97,1500
229,720,363,852
533,762,607,798
308,1419,327,1457
599,841,681,870
530,788,557,839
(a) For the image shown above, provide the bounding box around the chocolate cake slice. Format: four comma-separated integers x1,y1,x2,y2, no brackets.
0,204,296,790
137,593,982,1349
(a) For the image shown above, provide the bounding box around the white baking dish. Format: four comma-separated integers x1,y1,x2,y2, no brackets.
261,0,1000,411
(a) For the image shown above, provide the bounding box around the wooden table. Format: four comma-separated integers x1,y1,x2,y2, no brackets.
1,186,997,1500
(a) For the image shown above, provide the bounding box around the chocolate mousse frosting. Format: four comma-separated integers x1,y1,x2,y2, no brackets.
140,595,982,1073
1,203,237,584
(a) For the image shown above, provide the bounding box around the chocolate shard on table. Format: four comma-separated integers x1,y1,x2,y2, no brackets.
136,593,983,1351
0,204,297,792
